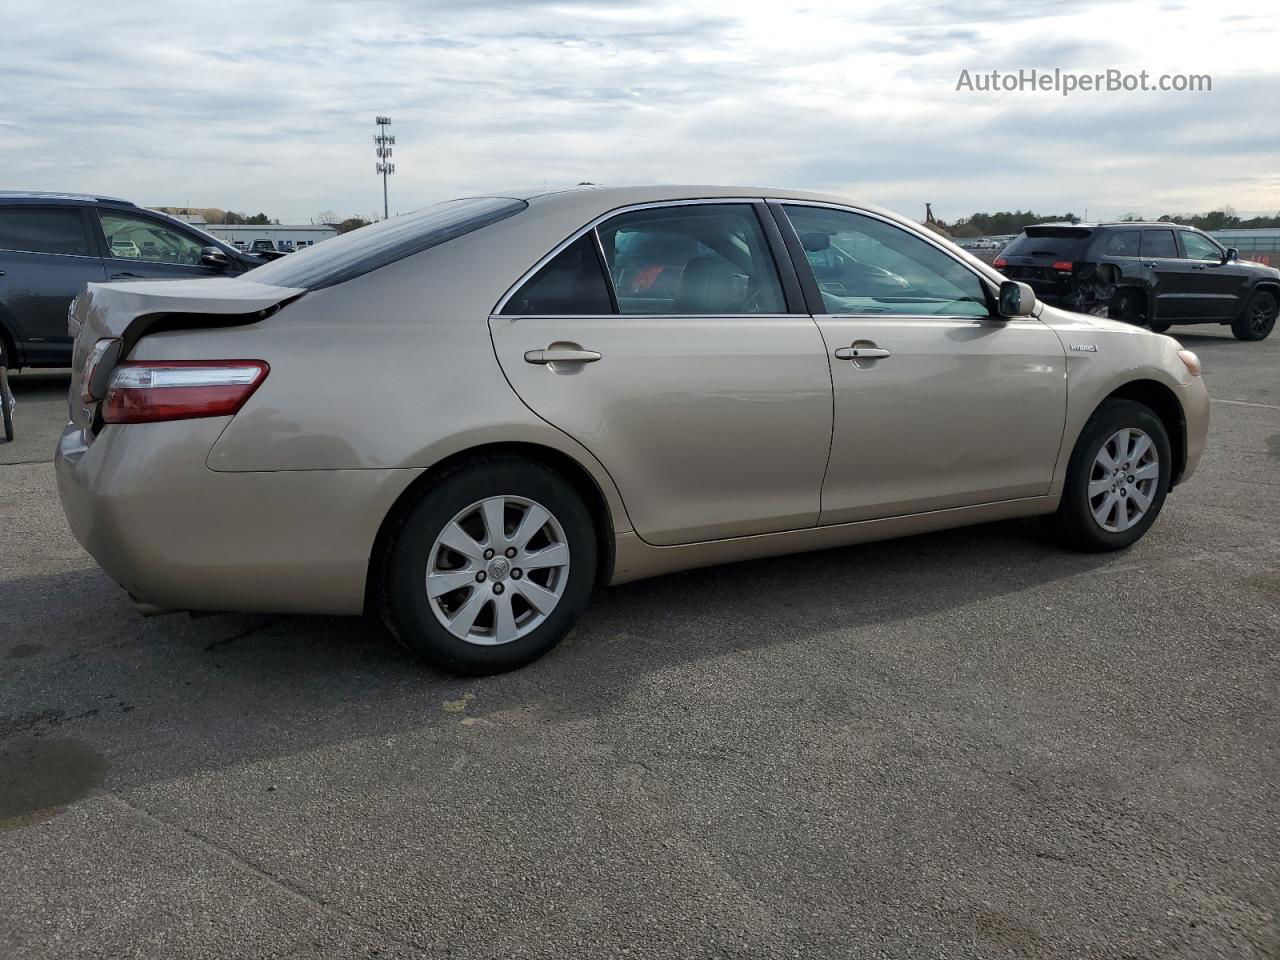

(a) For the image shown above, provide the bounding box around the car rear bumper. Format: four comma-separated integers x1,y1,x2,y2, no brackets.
55,420,421,616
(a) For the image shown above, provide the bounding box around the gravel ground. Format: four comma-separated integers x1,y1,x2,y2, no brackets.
0,329,1276,959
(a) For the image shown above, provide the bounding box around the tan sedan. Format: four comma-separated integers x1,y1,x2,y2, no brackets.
56,186,1209,673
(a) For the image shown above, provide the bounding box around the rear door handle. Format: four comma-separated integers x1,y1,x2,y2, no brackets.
834,346,892,361
524,347,602,364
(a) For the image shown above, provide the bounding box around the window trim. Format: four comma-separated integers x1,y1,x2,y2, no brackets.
773,199,1007,321
0,204,99,259
492,197,804,318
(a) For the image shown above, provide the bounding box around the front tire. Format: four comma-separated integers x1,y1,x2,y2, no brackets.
1232,289,1277,341
380,458,597,675
1054,399,1171,552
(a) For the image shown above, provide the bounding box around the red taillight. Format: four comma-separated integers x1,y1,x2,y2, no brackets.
993,257,1008,268
102,360,269,424
1052,260,1074,272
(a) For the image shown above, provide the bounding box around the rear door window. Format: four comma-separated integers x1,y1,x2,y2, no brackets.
1101,230,1141,256
0,207,93,256
1140,229,1179,259
500,234,614,315
597,204,786,315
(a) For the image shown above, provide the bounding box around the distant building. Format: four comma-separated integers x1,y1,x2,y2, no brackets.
201,223,338,252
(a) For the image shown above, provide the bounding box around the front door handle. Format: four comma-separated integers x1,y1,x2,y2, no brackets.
834,346,892,361
524,347,602,365
110,272,142,280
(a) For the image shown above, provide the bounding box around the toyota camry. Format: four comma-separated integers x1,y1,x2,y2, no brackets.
56,185,1209,674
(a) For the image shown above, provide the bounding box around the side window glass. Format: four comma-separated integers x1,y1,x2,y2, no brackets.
598,204,786,315
1102,230,1140,256
0,207,92,256
99,212,206,265
783,205,988,317
501,234,613,316
1181,231,1221,261
1140,229,1179,259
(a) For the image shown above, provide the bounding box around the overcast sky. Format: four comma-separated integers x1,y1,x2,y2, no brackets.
2,0,1277,224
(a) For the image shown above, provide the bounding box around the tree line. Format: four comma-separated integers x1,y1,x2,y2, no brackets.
941,207,1280,237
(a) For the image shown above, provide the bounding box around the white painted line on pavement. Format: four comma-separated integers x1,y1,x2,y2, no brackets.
1211,398,1280,410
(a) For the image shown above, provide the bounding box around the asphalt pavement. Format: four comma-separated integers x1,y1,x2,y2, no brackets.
1,330,1276,959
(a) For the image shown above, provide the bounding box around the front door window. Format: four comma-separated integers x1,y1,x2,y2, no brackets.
99,212,206,266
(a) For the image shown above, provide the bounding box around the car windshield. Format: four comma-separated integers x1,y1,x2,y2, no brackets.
248,196,527,290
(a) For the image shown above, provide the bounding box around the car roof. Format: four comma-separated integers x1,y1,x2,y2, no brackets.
0,190,136,206
1029,220,1196,231
480,183,889,211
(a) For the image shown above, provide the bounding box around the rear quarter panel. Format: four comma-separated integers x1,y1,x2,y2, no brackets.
132,235,634,535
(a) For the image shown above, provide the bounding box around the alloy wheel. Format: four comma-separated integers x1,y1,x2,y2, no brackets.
425,496,570,646
1251,293,1277,335
1088,428,1160,533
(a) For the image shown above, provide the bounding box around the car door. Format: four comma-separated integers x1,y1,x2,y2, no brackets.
1139,228,1198,321
94,208,224,282
0,205,106,363
1178,229,1246,320
775,202,1067,525
489,201,834,546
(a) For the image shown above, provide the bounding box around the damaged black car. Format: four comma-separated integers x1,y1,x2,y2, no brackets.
995,222,1280,341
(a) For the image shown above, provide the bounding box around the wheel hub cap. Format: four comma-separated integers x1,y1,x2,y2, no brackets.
1087,427,1159,533
425,495,570,647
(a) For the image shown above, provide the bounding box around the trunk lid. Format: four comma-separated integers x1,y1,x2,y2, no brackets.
69,276,304,432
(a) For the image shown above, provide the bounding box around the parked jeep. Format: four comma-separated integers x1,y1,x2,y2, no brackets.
996,222,1280,340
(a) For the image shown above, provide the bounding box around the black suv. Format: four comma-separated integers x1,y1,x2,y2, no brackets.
996,222,1280,340
0,192,267,369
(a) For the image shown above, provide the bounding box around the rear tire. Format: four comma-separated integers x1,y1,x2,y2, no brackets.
1054,399,1171,552
1232,289,1277,341
380,458,597,675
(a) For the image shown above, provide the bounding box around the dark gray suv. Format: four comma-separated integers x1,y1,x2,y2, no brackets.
0,192,266,369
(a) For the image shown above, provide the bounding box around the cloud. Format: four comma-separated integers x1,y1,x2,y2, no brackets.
0,0,1276,222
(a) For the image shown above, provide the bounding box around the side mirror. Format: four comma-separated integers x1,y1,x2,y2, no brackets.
200,245,230,270
1225,247,1239,262
998,280,1037,317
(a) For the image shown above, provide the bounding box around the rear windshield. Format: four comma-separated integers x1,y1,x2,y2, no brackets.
1002,226,1093,259
248,197,527,290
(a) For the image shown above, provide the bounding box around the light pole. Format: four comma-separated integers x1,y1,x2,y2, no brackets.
374,116,395,220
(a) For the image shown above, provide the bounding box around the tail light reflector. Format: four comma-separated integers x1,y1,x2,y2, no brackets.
102,360,269,424
993,256,1008,268
1053,260,1074,272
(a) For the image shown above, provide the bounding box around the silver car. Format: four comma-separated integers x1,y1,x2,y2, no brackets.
57,186,1209,673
